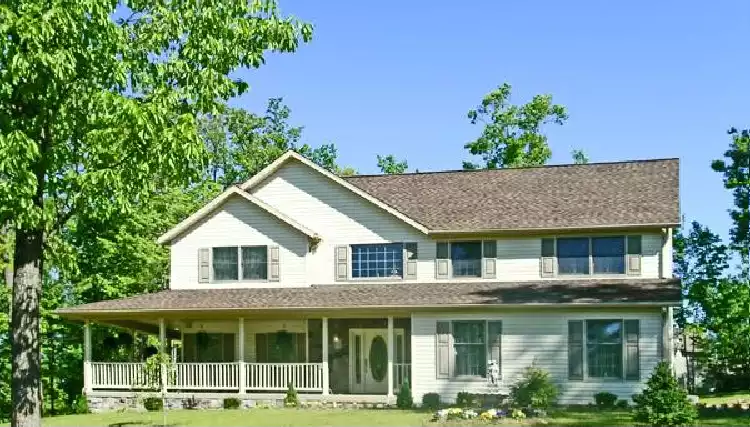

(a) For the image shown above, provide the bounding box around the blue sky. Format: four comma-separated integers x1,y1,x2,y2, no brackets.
232,1,750,237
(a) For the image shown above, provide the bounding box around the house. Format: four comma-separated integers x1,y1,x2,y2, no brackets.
57,151,681,411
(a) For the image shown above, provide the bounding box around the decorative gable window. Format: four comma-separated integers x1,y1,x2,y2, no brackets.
198,245,279,283
541,235,642,277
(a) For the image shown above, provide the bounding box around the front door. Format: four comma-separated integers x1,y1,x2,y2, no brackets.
349,328,403,394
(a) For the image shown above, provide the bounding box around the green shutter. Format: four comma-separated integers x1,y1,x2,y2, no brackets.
625,320,640,380
223,333,235,362
183,334,196,362
487,321,502,378
255,333,268,363
436,321,452,378
296,333,307,363
568,320,584,380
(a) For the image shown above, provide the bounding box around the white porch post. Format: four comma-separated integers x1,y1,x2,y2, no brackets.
387,316,394,400
83,320,92,394
322,317,329,395
238,317,246,394
159,318,167,394
666,307,674,369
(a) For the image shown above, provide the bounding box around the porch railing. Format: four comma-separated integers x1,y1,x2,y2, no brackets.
91,362,149,389
246,362,323,391
171,362,239,389
395,363,411,388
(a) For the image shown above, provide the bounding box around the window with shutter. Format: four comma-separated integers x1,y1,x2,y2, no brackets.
483,240,497,279
435,321,452,378
435,242,450,279
487,321,502,379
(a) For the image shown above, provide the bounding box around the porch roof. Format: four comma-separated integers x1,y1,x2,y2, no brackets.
56,278,680,317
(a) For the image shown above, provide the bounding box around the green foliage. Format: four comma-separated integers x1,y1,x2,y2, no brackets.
377,154,408,174
455,391,477,408
463,83,567,169
143,353,172,391
73,395,88,415
712,128,750,263
616,399,629,409
632,362,698,427
593,392,618,408
571,149,589,164
142,397,163,412
284,382,299,408
509,365,559,409
421,393,441,410
511,408,527,420
222,397,241,410
396,380,413,409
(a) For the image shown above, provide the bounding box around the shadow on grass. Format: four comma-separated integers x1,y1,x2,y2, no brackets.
108,422,178,427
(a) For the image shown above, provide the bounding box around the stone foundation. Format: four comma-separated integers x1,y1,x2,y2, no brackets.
86,393,393,413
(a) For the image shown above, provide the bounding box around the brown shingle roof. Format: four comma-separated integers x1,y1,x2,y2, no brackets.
56,279,680,314
344,159,680,231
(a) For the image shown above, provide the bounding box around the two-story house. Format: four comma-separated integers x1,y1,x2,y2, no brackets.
58,151,681,411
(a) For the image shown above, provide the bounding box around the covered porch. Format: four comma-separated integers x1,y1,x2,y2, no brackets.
81,314,411,400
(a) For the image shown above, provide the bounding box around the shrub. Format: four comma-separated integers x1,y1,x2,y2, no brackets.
396,380,414,409
616,399,629,409
456,391,478,408
632,362,698,427
142,397,163,412
284,382,299,408
422,392,441,410
510,365,559,409
594,391,618,408
223,397,241,410
73,394,89,414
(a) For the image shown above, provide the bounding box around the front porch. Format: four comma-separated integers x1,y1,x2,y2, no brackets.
82,316,411,401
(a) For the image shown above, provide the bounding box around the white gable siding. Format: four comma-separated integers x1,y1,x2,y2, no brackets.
250,161,433,283
170,197,308,289
411,308,663,405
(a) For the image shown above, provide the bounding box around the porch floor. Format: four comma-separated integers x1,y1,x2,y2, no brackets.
87,390,393,403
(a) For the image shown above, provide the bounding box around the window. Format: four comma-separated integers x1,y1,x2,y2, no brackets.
453,321,486,376
586,320,623,378
184,332,235,362
213,247,239,280
255,331,306,363
555,236,630,275
242,246,267,280
451,241,482,277
212,246,267,281
351,243,403,278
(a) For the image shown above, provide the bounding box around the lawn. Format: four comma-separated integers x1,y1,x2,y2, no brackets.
700,391,750,406
13,408,750,427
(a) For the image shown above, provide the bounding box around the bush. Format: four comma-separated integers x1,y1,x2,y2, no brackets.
594,392,618,408
422,392,441,410
142,397,163,412
456,391,478,408
616,399,629,409
510,365,559,409
284,382,299,408
396,380,414,409
632,362,698,427
222,397,241,409
73,394,89,414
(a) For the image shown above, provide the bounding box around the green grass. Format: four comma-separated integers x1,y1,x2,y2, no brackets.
12,408,750,427
700,391,750,406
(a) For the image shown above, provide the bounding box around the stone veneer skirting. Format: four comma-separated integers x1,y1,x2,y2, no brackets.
86,392,394,413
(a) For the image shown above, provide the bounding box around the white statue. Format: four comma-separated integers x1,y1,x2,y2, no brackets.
487,359,500,385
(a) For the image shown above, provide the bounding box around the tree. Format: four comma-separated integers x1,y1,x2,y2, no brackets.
571,149,589,164
376,154,408,174
463,83,568,169
0,2,312,426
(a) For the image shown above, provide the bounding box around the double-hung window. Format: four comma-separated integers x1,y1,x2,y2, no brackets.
451,242,483,277
435,320,503,379
212,246,267,281
351,243,404,278
550,236,639,276
568,319,640,381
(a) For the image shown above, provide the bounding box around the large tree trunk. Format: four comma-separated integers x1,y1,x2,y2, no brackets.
11,228,43,427
2,224,12,287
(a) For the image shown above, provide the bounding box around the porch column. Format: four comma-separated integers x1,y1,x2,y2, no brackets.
159,318,167,394
387,316,394,400
83,320,92,394
238,317,246,394
666,307,674,369
322,317,329,395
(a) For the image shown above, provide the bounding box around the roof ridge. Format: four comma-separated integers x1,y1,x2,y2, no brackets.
343,157,679,178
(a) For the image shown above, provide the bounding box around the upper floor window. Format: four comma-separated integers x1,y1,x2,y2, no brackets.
436,240,496,279
351,243,403,278
550,236,639,276
451,241,482,277
212,246,267,281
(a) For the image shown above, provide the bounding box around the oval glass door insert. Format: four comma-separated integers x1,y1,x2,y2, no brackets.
369,335,387,382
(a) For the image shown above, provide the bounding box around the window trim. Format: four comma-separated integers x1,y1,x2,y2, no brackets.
210,245,269,283
571,318,638,382
442,319,502,381
547,235,639,278
348,242,407,281
439,240,493,279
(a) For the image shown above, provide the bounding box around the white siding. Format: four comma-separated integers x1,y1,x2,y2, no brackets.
411,308,663,405
642,233,663,279
170,197,308,289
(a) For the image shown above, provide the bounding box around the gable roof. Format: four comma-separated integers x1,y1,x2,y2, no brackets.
157,186,321,244
240,151,430,233
344,158,680,232
55,278,680,315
